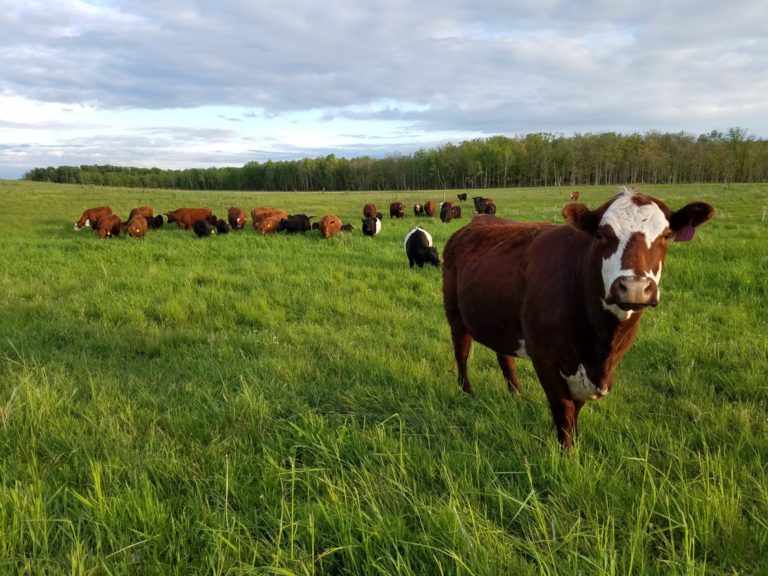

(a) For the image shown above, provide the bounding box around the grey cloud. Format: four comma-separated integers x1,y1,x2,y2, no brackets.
1,0,767,179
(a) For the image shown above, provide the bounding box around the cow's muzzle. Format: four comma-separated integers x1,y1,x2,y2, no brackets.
607,276,658,310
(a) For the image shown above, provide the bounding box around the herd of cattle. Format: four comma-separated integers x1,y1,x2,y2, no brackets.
74,188,716,448
73,193,500,269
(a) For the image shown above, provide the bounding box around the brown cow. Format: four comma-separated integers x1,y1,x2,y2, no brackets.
442,188,714,448
74,206,112,231
251,207,287,227
125,215,148,238
440,201,461,223
570,191,580,201
255,215,285,235
389,202,405,218
318,214,343,239
165,208,213,230
128,206,153,220
424,200,437,217
363,203,377,218
95,214,122,239
228,206,247,230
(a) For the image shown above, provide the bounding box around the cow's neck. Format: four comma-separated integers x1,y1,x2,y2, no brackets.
579,252,644,390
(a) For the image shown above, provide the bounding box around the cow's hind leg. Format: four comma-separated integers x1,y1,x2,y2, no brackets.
497,353,520,393
450,325,474,394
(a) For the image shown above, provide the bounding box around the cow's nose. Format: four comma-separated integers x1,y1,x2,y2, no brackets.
610,276,658,307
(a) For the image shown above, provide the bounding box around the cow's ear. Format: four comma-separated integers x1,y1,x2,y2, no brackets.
669,202,715,242
562,203,600,232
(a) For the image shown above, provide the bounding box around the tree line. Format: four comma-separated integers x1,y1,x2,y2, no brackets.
24,128,768,191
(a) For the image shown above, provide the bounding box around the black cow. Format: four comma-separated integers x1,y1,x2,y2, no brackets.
193,219,215,238
278,214,313,233
215,218,230,234
147,215,164,229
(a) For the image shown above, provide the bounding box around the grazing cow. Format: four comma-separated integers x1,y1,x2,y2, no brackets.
363,203,377,218
389,202,406,218
424,200,437,217
193,219,215,238
165,208,213,230
214,217,230,234
570,191,580,201
95,214,122,239
473,196,496,214
147,215,164,229
251,207,288,229
457,193,468,202
74,206,112,231
404,227,440,268
125,215,148,238
228,206,247,230
440,201,461,223
278,214,313,233
128,206,153,220
414,203,424,216
255,215,284,235
362,216,382,236
318,214,343,239
442,188,714,448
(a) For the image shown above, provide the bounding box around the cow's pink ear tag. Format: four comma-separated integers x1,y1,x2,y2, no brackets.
674,224,696,242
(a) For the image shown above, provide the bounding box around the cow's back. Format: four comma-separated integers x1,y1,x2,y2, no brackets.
443,216,564,354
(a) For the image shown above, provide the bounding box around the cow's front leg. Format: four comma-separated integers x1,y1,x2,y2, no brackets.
534,362,584,449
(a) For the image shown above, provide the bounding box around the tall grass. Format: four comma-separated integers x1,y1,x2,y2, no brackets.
0,180,766,574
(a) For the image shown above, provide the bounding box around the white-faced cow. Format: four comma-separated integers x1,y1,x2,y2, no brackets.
74,206,112,231
442,188,715,448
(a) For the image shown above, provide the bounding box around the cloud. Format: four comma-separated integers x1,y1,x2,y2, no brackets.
1,0,767,178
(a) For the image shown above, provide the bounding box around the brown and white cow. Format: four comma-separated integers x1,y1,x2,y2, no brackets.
74,206,112,231
228,206,247,230
165,208,213,230
95,214,122,239
570,191,580,201
442,188,714,448
318,214,343,239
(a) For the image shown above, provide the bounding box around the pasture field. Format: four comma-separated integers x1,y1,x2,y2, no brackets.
0,180,766,575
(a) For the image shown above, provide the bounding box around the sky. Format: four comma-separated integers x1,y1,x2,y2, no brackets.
1,0,767,179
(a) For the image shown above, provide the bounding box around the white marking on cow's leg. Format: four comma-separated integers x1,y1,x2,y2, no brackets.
560,365,605,401
514,339,529,359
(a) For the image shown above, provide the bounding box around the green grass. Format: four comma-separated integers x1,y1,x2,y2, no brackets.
0,180,766,575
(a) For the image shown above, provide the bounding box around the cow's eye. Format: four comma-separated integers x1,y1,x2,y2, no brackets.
663,229,674,240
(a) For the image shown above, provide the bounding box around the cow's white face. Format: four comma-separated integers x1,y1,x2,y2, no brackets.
598,191,670,319
563,189,714,321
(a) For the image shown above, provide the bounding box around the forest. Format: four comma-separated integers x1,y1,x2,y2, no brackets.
23,128,768,191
